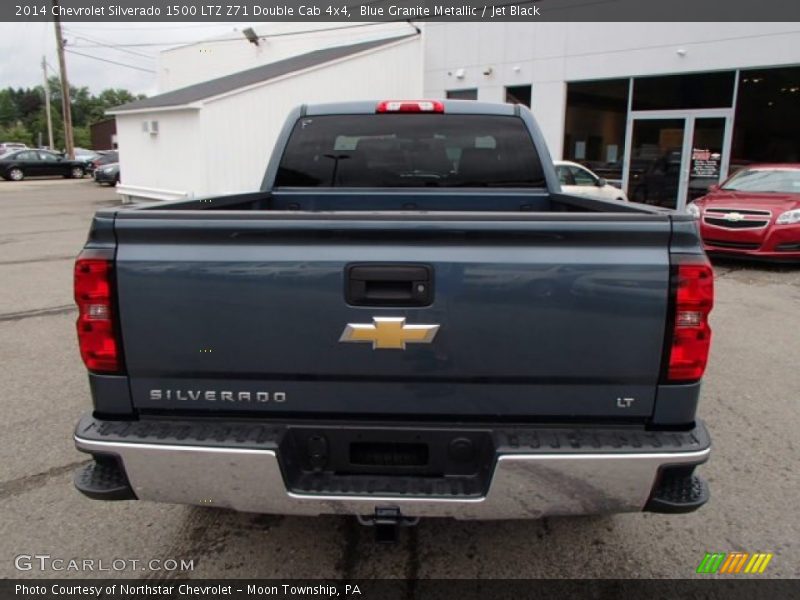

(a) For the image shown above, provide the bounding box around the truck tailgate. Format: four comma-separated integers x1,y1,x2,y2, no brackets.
114,213,671,419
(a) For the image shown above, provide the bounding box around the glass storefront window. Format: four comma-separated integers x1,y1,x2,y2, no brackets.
564,79,629,184
505,85,532,107
688,117,726,201
632,72,735,110
628,119,685,208
566,67,800,204
446,89,478,100
731,66,800,171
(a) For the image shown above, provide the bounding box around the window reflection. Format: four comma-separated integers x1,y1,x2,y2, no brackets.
564,79,629,185
731,66,800,171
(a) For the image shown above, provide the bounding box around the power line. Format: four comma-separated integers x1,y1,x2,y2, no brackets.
67,21,412,49
66,22,245,31
64,49,156,73
65,30,156,60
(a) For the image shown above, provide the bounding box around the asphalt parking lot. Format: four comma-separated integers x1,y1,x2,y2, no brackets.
0,177,798,580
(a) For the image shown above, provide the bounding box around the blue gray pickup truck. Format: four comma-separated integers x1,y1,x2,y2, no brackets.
72,100,714,537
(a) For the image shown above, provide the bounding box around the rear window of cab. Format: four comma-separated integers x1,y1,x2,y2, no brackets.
275,114,545,188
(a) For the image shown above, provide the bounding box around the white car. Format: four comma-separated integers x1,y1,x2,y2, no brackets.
554,160,628,201
0,142,28,155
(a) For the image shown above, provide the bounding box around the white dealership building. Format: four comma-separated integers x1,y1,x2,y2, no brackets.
113,22,800,209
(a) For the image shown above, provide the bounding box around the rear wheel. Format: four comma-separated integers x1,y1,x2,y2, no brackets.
70,166,84,179
8,168,24,181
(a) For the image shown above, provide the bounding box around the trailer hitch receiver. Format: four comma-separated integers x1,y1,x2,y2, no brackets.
356,507,419,543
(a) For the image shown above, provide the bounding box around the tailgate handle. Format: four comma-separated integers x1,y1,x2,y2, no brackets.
346,264,433,306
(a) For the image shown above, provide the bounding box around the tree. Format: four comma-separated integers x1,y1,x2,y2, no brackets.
0,121,33,146
70,85,95,128
73,126,91,149
0,80,144,148
16,87,43,118
96,88,143,111
0,90,17,123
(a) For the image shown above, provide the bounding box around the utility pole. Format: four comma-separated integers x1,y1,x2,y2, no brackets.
52,0,74,159
41,56,54,150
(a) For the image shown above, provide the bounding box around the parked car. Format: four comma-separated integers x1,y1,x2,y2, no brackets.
72,100,713,535
88,150,119,174
74,147,98,159
687,164,800,262
0,149,85,181
72,147,99,166
93,162,119,186
0,142,28,154
554,160,628,201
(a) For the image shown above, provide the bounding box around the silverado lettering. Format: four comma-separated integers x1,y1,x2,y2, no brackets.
148,390,286,402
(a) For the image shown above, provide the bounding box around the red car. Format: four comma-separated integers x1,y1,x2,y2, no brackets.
687,164,800,262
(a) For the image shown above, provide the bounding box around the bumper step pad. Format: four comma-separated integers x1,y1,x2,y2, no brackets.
645,471,709,513
74,459,136,501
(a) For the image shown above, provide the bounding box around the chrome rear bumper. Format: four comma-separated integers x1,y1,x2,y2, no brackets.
74,418,710,519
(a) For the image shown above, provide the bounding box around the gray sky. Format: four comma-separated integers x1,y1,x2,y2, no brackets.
0,22,250,95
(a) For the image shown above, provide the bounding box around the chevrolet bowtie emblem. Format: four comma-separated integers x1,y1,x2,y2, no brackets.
725,212,745,222
339,317,440,350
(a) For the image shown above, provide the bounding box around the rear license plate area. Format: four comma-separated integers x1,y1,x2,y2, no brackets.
349,441,429,468
278,426,495,496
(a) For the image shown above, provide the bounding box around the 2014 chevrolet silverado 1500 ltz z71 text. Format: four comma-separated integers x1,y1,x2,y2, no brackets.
72,100,714,539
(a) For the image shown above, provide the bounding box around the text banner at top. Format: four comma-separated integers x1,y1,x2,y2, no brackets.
5,0,800,22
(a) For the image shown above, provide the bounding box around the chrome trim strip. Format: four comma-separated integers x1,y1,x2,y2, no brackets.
705,207,771,216
75,436,710,519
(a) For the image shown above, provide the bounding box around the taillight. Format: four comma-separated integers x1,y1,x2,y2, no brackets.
74,249,121,373
376,100,444,113
665,256,714,382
